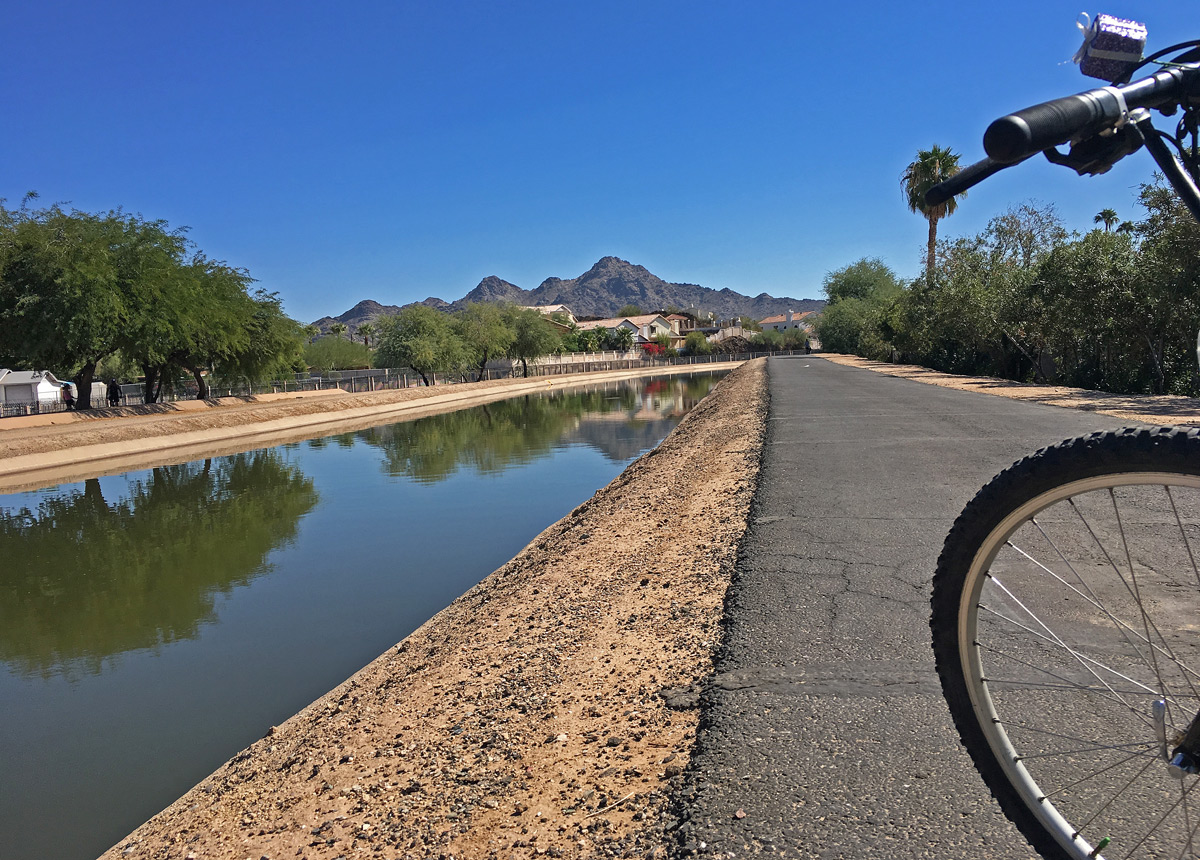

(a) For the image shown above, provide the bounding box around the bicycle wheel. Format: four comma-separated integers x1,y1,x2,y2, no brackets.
932,427,1200,860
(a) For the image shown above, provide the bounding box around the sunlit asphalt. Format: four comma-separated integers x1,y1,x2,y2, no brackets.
673,356,1129,858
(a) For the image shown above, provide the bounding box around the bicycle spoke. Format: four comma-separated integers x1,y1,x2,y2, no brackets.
980,645,1184,727
1006,533,1200,698
997,717,1158,758
1027,516,1155,677
1117,775,1200,860
1110,488,1176,727
1075,754,1158,834
1180,778,1195,860
1019,742,1158,762
1167,485,1200,594
1038,747,1152,794
979,602,1160,727
984,677,1161,696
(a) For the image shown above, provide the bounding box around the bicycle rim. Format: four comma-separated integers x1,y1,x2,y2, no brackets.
956,468,1200,859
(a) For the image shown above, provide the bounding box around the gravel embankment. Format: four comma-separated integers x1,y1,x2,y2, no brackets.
98,359,769,860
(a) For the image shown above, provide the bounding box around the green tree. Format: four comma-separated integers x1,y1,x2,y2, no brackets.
0,452,317,676
0,200,302,405
455,303,515,380
0,205,189,408
1094,208,1119,232
374,305,467,385
304,323,320,343
561,324,602,353
303,336,371,373
356,322,375,349
617,304,642,317
812,258,903,359
892,203,1067,378
212,289,304,391
782,328,810,350
602,325,635,351
751,329,784,351
504,306,562,376
684,331,712,355
329,322,347,340
821,258,902,304
902,145,964,282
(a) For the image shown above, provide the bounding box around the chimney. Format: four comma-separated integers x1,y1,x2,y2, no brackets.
785,310,793,324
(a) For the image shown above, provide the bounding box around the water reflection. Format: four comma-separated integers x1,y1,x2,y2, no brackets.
355,375,717,484
0,452,318,678
0,370,724,860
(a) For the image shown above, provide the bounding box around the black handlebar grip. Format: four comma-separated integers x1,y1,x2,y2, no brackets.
924,156,1017,208
983,90,1122,163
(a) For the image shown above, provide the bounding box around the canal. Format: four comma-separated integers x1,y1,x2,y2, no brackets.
0,371,723,860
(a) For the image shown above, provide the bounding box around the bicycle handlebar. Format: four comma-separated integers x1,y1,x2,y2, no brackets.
984,67,1195,163
923,156,1028,207
924,64,1200,207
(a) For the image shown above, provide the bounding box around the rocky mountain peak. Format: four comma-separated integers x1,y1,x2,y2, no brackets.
311,256,823,329
461,275,528,305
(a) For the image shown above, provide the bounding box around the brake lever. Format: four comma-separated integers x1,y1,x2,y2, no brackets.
1042,122,1145,175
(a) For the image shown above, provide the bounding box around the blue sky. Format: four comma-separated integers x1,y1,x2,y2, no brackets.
3,2,1192,323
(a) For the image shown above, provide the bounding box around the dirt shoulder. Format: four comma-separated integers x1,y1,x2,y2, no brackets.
0,364,738,493
100,359,769,860
820,353,1200,426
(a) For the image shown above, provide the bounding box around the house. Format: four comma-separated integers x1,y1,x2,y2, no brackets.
520,305,577,325
759,310,815,333
0,369,68,406
664,314,695,334
575,314,682,347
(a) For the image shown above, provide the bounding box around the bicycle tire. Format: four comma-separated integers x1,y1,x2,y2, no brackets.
932,426,1200,860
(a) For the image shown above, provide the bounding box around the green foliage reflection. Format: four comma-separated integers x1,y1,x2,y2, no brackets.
0,452,318,678
358,376,720,484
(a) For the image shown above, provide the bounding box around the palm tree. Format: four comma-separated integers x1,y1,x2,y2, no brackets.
329,322,347,340
356,322,375,349
902,145,964,282
1094,208,1119,232
304,324,319,344
1117,220,1136,234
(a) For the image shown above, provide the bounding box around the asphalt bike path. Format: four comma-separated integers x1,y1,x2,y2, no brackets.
673,356,1138,858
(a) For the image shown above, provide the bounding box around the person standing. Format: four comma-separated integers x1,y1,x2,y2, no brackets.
107,379,120,408
62,383,75,410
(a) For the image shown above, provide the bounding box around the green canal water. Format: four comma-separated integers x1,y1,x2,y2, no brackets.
0,372,724,860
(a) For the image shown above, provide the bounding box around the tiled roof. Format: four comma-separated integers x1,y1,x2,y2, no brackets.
575,314,669,331
759,311,815,325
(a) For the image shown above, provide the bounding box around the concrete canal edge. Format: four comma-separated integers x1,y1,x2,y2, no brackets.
0,362,743,493
88,358,767,859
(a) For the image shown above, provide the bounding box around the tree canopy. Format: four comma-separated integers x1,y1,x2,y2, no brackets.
374,304,470,385
0,198,304,407
902,145,964,282
819,184,1200,397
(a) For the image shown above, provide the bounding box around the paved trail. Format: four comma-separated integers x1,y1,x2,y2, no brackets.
674,356,1139,858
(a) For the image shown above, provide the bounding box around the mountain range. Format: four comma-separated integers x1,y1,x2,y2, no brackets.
310,256,823,332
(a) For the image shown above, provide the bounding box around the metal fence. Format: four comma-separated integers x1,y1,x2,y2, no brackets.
0,350,800,419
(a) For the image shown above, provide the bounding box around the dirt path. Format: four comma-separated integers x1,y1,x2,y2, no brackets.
820,353,1200,426
98,360,768,860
